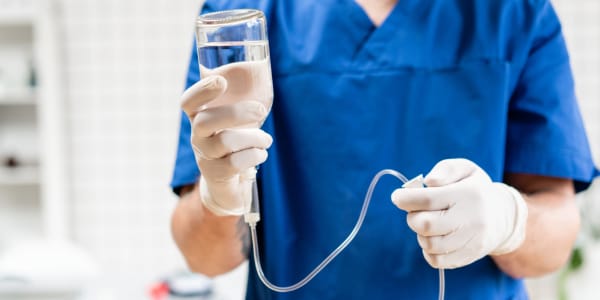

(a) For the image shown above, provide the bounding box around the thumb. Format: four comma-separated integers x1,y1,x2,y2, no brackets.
424,158,479,187
181,75,228,118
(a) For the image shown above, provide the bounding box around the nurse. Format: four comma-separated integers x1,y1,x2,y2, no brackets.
171,0,598,299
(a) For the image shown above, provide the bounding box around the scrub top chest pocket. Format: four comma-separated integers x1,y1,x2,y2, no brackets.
409,60,511,178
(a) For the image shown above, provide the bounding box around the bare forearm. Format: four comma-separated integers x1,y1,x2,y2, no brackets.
171,184,249,277
492,174,579,278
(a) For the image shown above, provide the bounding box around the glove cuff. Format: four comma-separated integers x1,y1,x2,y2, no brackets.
491,183,528,255
199,172,254,217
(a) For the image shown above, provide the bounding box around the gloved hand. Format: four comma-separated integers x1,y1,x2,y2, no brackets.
391,159,528,269
180,75,273,216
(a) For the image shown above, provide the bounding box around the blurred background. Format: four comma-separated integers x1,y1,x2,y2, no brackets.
0,0,598,299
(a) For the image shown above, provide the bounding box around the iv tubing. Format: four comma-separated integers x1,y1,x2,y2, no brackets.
246,169,445,300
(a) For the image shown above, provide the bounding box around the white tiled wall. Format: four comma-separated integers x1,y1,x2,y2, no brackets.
59,0,204,297
54,0,599,299
554,0,600,159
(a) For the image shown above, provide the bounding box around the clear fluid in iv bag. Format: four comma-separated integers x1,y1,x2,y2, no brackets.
198,41,270,68
197,41,274,115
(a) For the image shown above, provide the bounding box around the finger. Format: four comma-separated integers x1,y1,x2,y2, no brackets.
193,128,273,160
417,229,471,254
422,247,482,269
192,100,268,138
181,75,227,118
424,158,478,187
406,210,457,237
198,148,268,181
391,187,455,212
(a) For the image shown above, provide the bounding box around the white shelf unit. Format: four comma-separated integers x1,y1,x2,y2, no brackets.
0,0,97,296
0,0,68,241
0,1,42,246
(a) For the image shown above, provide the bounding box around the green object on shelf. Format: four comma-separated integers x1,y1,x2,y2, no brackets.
569,247,584,271
28,60,36,88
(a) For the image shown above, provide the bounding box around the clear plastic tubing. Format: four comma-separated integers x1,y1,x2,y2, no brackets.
245,169,445,300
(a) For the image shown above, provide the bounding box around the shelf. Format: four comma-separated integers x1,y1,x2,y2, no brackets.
0,4,35,26
0,282,79,295
0,92,35,105
0,12,34,26
0,166,39,186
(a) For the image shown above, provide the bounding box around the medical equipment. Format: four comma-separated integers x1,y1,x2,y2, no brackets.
245,170,445,300
194,9,273,217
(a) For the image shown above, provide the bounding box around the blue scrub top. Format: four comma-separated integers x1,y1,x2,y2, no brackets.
172,0,599,299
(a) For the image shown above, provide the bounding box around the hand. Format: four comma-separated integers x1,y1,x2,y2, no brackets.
181,75,273,216
391,159,528,269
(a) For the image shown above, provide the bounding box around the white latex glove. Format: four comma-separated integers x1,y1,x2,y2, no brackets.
180,75,272,216
391,158,528,269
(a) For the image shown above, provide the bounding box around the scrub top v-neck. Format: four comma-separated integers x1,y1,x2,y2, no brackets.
171,0,598,299
344,0,421,67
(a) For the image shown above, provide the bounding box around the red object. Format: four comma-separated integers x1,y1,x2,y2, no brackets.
149,282,169,300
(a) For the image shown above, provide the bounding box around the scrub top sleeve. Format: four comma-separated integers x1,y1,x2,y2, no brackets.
170,2,220,195
505,0,599,192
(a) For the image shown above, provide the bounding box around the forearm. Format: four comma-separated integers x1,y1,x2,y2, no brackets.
171,183,249,277
492,175,579,278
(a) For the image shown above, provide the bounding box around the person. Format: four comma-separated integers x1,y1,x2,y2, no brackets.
170,0,599,299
